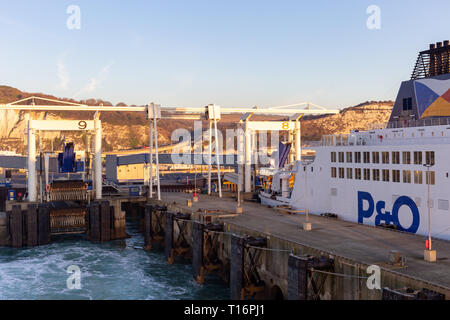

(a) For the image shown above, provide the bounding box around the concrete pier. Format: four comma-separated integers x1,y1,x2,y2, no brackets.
2,192,449,299
147,192,450,300
0,196,142,247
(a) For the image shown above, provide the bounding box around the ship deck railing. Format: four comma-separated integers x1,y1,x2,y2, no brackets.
320,118,450,147
388,117,450,129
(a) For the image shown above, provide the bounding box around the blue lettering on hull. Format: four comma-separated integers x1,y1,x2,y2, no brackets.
357,191,420,234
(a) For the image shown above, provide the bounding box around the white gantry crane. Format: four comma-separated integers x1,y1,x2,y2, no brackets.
0,97,339,202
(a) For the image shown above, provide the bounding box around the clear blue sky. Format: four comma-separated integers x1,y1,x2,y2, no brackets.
0,0,449,109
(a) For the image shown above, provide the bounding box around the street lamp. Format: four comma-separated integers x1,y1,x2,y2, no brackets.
303,162,312,231
423,162,436,262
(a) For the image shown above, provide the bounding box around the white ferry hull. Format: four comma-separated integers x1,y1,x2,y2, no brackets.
288,139,450,241
260,43,450,240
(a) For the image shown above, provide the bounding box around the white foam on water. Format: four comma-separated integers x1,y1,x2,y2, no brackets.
0,221,228,300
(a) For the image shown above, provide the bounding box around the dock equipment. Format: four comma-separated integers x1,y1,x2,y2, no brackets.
0,96,338,204
287,254,334,300
86,201,112,242
230,234,267,300
167,212,191,264
49,207,86,235
144,204,167,251
193,222,224,284
382,287,445,300
48,180,88,201
241,236,267,300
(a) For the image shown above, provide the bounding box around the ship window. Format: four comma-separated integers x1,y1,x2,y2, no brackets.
382,169,390,182
425,151,435,165
403,170,411,183
338,152,344,163
392,151,400,164
355,168,362,180
414,170,423,184
355,152,361,163
393,170,400,183
347,168,353,179
372,152,380,164
331,167,337,178
402,151,411,164
363,152,370,163
346,152,353,163
414,151,422,165
339,168,345,178
373,169,380,181
364,168,370,180
426,171,436,185
331,152,336,163
382,152,390,164
402,97,412,111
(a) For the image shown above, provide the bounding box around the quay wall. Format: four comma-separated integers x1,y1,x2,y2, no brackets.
151,198,450,300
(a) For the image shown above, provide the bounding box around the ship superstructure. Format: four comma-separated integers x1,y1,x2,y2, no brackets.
260,41,450,240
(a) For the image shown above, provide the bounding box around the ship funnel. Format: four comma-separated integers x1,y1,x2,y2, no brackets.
412,40,450,79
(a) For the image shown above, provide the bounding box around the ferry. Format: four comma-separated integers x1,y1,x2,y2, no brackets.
260,41,450,240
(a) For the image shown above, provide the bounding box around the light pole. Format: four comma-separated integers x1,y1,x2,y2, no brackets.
193,164,198,202
423,163,436,262
303,162,312,231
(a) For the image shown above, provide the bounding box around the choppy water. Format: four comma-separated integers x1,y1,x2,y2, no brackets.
0,218,229,300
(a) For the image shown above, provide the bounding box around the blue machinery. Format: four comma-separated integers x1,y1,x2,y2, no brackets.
57,142,85,173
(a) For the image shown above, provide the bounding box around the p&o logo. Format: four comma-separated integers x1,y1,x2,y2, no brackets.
358,191,420,233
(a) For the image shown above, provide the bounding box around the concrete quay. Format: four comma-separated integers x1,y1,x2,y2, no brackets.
148,192,450,300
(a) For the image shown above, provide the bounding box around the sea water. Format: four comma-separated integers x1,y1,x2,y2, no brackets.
0,218,228,300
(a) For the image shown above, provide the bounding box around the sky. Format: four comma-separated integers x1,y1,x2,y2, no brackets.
0,0,449,109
